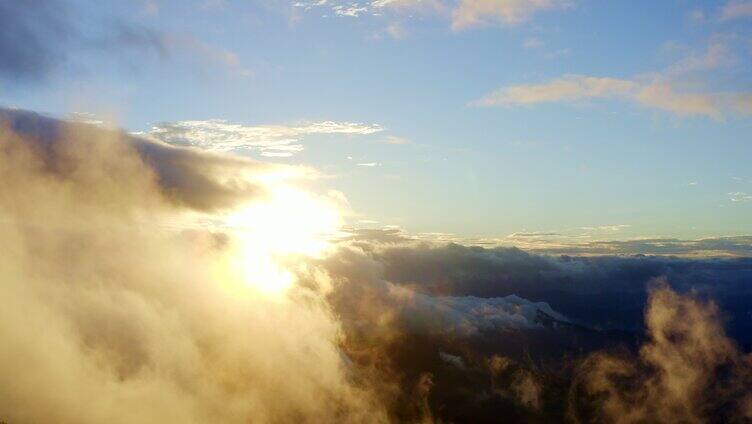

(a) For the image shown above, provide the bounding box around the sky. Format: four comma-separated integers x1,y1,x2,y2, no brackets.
2,0,752,244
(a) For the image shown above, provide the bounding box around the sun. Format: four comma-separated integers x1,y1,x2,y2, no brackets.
224,185,343,295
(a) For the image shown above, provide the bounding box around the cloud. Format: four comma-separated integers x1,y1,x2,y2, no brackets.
571,280,752,423
347,226,752,257
145,119,383,157
664,39,735,76
523,37,544,49
1,108,283,212
729,192,752,202
577,224,631,232
323,236,752,337
0,109,393,423
295,0,567,30
474,36,752,120
295,0,445,20
721,0,752,20
392,289,569,335
451,0,571,30
488,356,543,409
0,0,72,83
333,4,371,17
634,81,723,119
303,236,752,421
508,234,752,257
473,74,748,119
508,231,562,238
385,135,409,145
473,75,636,106
4,116,750,424
0,0,248,85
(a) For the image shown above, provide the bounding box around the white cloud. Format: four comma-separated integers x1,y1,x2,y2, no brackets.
394,289,569,335
357,162,379,167
145,119,382,157
333,4,370,17
578,224,631,232
729,192,752,203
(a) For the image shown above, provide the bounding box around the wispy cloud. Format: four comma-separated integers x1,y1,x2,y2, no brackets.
473,75,636,106
385,135,409,145
688,8,706,23
473,36,752,120
451,0,571,30
720,0,752,20
523,37,544,49
473,74,751,120
144,119,383,157
0,0,249,84
664,39,735,76
294,0,569,30
729,192,752,203
578,224,631,232
333,4,370,17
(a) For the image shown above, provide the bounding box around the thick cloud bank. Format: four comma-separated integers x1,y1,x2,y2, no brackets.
1,109,751,423
0,110,386,423
313,241,752,423
335,240,752,344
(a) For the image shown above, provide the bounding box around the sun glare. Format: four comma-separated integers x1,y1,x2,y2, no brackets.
225,185,342,295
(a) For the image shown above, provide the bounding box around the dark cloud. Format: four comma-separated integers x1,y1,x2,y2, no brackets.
329,241,752,343
91,20,171,60
0,108,270,211
0,0,72,82
0,1,240,86
301,238,752,422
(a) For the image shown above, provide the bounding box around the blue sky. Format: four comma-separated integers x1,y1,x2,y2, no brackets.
2,0,752,242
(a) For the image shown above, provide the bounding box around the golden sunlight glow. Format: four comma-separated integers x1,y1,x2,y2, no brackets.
225,185,343,296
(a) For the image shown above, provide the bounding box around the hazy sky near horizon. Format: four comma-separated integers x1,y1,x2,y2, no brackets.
2,0,752,241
